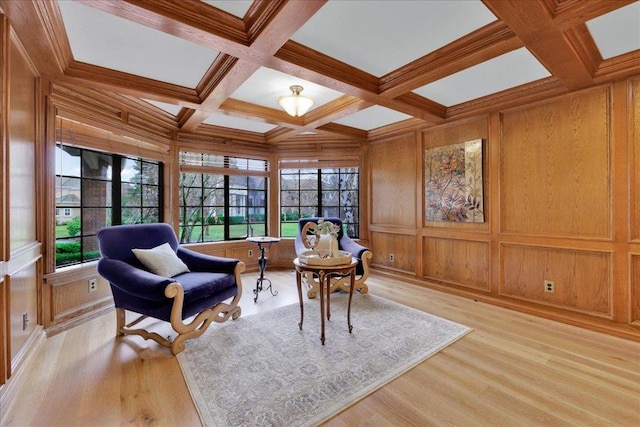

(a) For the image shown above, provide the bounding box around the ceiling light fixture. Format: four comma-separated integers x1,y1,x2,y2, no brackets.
278,85,314,117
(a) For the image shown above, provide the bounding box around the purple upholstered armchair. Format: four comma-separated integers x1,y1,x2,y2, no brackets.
294,217,372,298
97,223,244,355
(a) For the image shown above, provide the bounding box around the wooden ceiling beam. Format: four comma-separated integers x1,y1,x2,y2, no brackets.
446,76,568,121
482,0,594,90
0,0,69,79
181,0,328,131
594,50,640,82
380,21,523,97
266,122,369,145
302,96,372,128
181,58,262,131
273,40,380,95
63,61,202,106
220,98,303,128
263,96,371,143
218,95,372,140
82,0,251,56
272,42,445,123
86,0,442,125
547,0,637,30
264,127,298,144
180,0,439,131
316,123,368,140
54,0,444,129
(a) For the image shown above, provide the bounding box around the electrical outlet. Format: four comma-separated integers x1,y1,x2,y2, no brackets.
88,278,98,293
544,280,555,293
389,253,395,262
248,249,254,257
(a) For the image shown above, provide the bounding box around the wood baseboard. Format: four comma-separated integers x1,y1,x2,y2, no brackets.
45,303,114,337
371,266,640,342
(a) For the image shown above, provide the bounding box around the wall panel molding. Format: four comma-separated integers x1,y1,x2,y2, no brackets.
370,133,416,228
370,231,415,274
7,242,40,277
630,78,640,242
501,243,612,317
500,86,611,239
630,253,640,326
423,237,490,292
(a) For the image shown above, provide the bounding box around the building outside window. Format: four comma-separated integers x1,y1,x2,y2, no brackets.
280,167,359,238
55,144,162,268
178,152,268,243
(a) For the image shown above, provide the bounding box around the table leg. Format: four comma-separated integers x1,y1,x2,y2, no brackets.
319,271,325,345
347,268,355,333
296,270,304,330
253,243,278,303
326,274,331,321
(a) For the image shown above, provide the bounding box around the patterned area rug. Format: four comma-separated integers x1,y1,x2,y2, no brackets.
177,293,471,426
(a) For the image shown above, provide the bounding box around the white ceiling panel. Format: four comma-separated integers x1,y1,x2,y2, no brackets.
58,1,220,88
413,48,551,107
144,99,183,116
291,0,496,77
204,113,278,133
202,0,253,18
334,106,413,131
586,2,640,59
231,67,344,111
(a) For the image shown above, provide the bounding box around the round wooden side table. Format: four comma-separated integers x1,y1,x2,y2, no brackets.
293,257,358,345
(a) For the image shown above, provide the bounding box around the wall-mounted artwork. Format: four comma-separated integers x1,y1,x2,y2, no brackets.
425,139,484,223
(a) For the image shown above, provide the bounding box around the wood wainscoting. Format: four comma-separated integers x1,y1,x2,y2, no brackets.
369,81,640,342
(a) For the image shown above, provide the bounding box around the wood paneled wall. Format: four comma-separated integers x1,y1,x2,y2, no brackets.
424,238,490,292
370,133,417,228
500,88,611,238
371,81,639,340
632,77,640,326
501,244,611,316
0,18,43,394
22,75,640,344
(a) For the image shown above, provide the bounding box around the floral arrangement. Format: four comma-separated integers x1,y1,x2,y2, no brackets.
315,218,340,235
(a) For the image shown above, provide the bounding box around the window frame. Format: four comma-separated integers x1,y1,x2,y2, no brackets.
178,152,269,243
279,166,360,238
54,143,163,269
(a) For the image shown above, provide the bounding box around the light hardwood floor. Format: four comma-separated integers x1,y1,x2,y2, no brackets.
2,270,639,426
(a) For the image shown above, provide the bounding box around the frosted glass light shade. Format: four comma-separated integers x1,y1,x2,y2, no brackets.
278,85,314,117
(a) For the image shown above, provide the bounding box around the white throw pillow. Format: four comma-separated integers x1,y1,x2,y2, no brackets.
132,242,190,277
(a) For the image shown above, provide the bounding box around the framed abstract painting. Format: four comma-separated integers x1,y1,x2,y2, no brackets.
424,139,484,223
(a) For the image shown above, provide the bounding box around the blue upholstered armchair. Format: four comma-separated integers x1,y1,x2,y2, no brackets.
97,223,244,355
294,217,372,298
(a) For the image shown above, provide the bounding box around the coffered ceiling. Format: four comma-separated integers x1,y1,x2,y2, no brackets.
3,0,640,143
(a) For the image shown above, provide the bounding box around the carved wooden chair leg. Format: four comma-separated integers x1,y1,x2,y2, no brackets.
306,250,372,298
116,307,126,337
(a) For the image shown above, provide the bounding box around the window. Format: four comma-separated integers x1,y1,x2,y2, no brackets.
179,152,268,243
55,144,162,268
280,167,359,238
